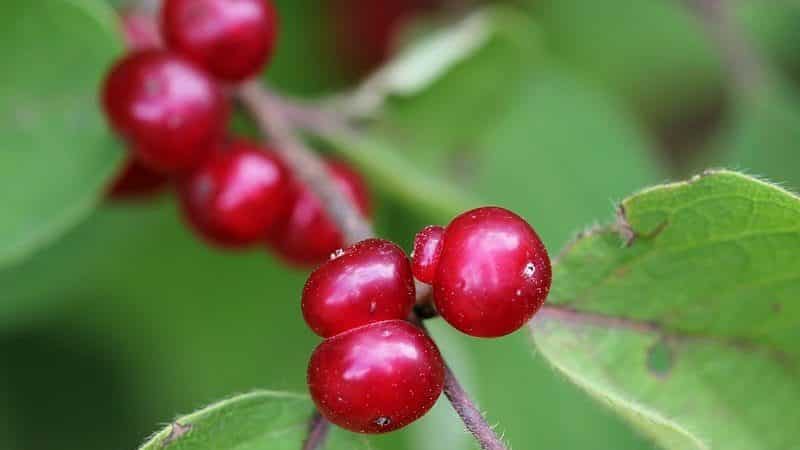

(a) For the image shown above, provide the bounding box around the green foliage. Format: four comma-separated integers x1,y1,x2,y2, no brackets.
534,170,800,450
529,0,723,122
0,0,124,269
139,391,369,450
2,1,800,450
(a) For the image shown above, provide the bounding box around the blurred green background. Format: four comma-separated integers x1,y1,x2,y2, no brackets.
2,0,800,449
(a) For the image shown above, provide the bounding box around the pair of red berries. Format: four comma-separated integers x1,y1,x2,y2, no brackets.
105,0,277,173
179,144,370,263
305,207,552,433
103,1,370,265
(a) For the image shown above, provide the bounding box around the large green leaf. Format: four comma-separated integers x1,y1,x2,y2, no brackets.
140,391,370,450
0,0,124,269
533,170,800,450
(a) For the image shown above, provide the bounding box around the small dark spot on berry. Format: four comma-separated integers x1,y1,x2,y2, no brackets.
772,303,782,313
374,416,391,427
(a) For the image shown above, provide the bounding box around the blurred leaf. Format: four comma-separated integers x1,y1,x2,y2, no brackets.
533,170,800,450
0,325,151,450
0,0,124,269
140,391,369,450
735,2,800,82
529,0,723,122
266,0,349,95
716,81,800,192
323,6,660,248
527,0,800,125
342,9,493,117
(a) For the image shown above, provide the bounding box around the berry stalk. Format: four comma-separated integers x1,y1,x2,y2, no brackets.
409,312,508,450
237,81,374,245
237,81,508,450
301,411,330,450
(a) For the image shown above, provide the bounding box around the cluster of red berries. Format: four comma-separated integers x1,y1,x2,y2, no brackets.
103,1,370,266
101,1,553,437
305,206,552,433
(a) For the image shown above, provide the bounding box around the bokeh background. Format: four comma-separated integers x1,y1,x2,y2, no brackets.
2,0,800,449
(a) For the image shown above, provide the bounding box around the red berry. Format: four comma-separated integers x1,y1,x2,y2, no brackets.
302,239,416,338
178,141,294,247
432,207,551,337
162,0,279,82
107,157,169,200
111,13,168,202
121,10,162,50
268,160,371,266
102,50,229,173
411,225,444,284
308,320,444,433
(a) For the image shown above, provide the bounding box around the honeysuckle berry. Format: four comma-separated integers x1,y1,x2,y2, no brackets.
411,225,445,284
302,239,416,338
432,207,552,337
267,160,371,266
307,320,444,434
178,141,294,247
162,0,279,82
108,15,169,201
102,50,229,172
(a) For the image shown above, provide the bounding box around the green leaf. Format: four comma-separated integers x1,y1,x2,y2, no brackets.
532,170,800,450
0,0,124,269
140,391,370,450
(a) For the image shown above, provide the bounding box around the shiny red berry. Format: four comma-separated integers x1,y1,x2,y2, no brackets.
178,141,294,247
308,320,444,434
268,160,371,266
411,225,444,284
302,239,415,338
161,0,279,82
120,10,162,50
102,50,229,172
109,14,169,201
107,157,169,200
432,207,551,337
